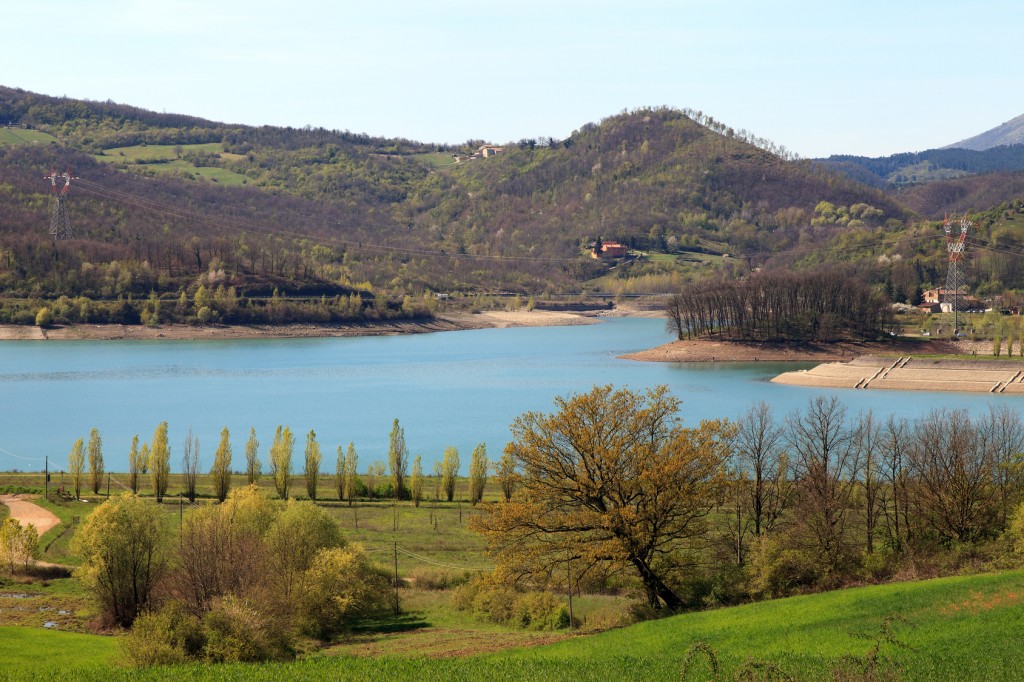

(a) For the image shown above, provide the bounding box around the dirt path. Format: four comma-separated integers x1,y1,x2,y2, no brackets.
0,495,60,536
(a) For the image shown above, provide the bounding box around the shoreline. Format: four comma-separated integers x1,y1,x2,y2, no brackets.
0,309,602,342
620,337,968,363
771,355,1024,393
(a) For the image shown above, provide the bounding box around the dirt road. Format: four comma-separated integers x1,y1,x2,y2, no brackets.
0,495,60,536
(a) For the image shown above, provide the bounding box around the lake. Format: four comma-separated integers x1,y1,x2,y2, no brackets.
1,317,1020,473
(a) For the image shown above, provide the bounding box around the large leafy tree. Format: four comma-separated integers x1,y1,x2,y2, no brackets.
68,438,85,500
72,493,165,627
473,384,732,611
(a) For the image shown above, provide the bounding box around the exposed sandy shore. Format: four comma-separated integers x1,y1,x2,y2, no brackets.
621,338,963,363
0,309,596,341
0,495,61,536
772,356,1024,393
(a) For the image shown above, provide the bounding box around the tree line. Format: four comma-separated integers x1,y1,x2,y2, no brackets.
666,267,894,342
472,385,1024,613
64,420,496,508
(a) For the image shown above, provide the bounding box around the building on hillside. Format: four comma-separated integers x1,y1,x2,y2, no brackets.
478,145,504,158
591,240,629,259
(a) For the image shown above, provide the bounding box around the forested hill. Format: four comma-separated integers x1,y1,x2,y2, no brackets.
0,86,926,313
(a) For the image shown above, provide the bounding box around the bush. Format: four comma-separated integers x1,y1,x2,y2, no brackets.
203,595,289,662
0,518,39,574
452,576,571,631
406,565,471,591
298,545,391,639
120,602,203,667
513,591,570,630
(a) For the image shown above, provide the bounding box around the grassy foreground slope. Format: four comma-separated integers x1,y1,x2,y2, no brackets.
3,569,1023,681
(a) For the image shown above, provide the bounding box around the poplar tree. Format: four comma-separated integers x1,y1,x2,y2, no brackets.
411,455,423,507
269,425,294,499
150,422,170,503
336,444,345,501
343,443,358,505
182,429,200,503
211,427,232,503
88,428,104,495
441,446,460,502
68,438,85,500
468,443,488,505
388,418,408,500
245,427,261,484
495,450,518,502
127,435,141,494
304,430,322,500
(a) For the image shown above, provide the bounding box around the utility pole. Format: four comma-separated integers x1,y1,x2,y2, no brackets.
44,456,48,499
106,472,110,498
393,541,400,615
944,213,971,336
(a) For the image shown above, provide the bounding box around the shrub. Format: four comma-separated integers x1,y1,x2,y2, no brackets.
120,601,203,667
298,545,391,639
453,576,571,631
203,595,289,662
0,518,39,574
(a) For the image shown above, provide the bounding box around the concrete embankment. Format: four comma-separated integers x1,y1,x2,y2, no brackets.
772,356,1024,394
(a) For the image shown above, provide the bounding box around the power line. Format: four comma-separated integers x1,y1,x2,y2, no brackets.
0,446,45,463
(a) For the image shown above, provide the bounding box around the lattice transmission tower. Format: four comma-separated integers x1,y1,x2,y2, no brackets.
44,166,77,240
943,213,970,334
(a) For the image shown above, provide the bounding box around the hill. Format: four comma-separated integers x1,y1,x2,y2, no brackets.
4,568,1023,680
946,112,1024,151
817,144,1024,188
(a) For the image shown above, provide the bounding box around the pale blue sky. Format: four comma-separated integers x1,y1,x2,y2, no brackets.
4,0,1020,157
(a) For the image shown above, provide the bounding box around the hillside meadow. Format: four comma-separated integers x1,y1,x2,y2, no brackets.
1,567,1022,680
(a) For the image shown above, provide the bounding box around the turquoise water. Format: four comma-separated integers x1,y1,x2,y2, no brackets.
0,317,1019,473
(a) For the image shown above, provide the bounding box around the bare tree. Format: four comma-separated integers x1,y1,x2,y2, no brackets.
182,429,200,503
855,412,882,554
909,409,999,543
734,402,792,538
786,396,861,575
879,416,912,552
981,405,1024,528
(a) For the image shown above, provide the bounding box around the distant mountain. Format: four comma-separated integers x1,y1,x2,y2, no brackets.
945,113,1024,151
817,145,1024,188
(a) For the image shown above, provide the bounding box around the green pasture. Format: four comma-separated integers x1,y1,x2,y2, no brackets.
0,128,58,146
94,142,249,186
409,151,460,168
97,142,223,162
3,568,1023,680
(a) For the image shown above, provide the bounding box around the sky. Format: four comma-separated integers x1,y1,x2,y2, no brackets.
3,0,1021,158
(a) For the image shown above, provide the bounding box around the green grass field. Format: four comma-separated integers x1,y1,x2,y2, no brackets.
94,143,250,186
2,568,1022,680
0,128,59,146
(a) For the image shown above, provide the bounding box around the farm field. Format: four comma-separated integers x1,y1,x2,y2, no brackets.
2,564,1022,680
0,127,59,146
94,142,250,185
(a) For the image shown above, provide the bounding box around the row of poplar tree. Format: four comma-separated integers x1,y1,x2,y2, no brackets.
66,419,497,506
